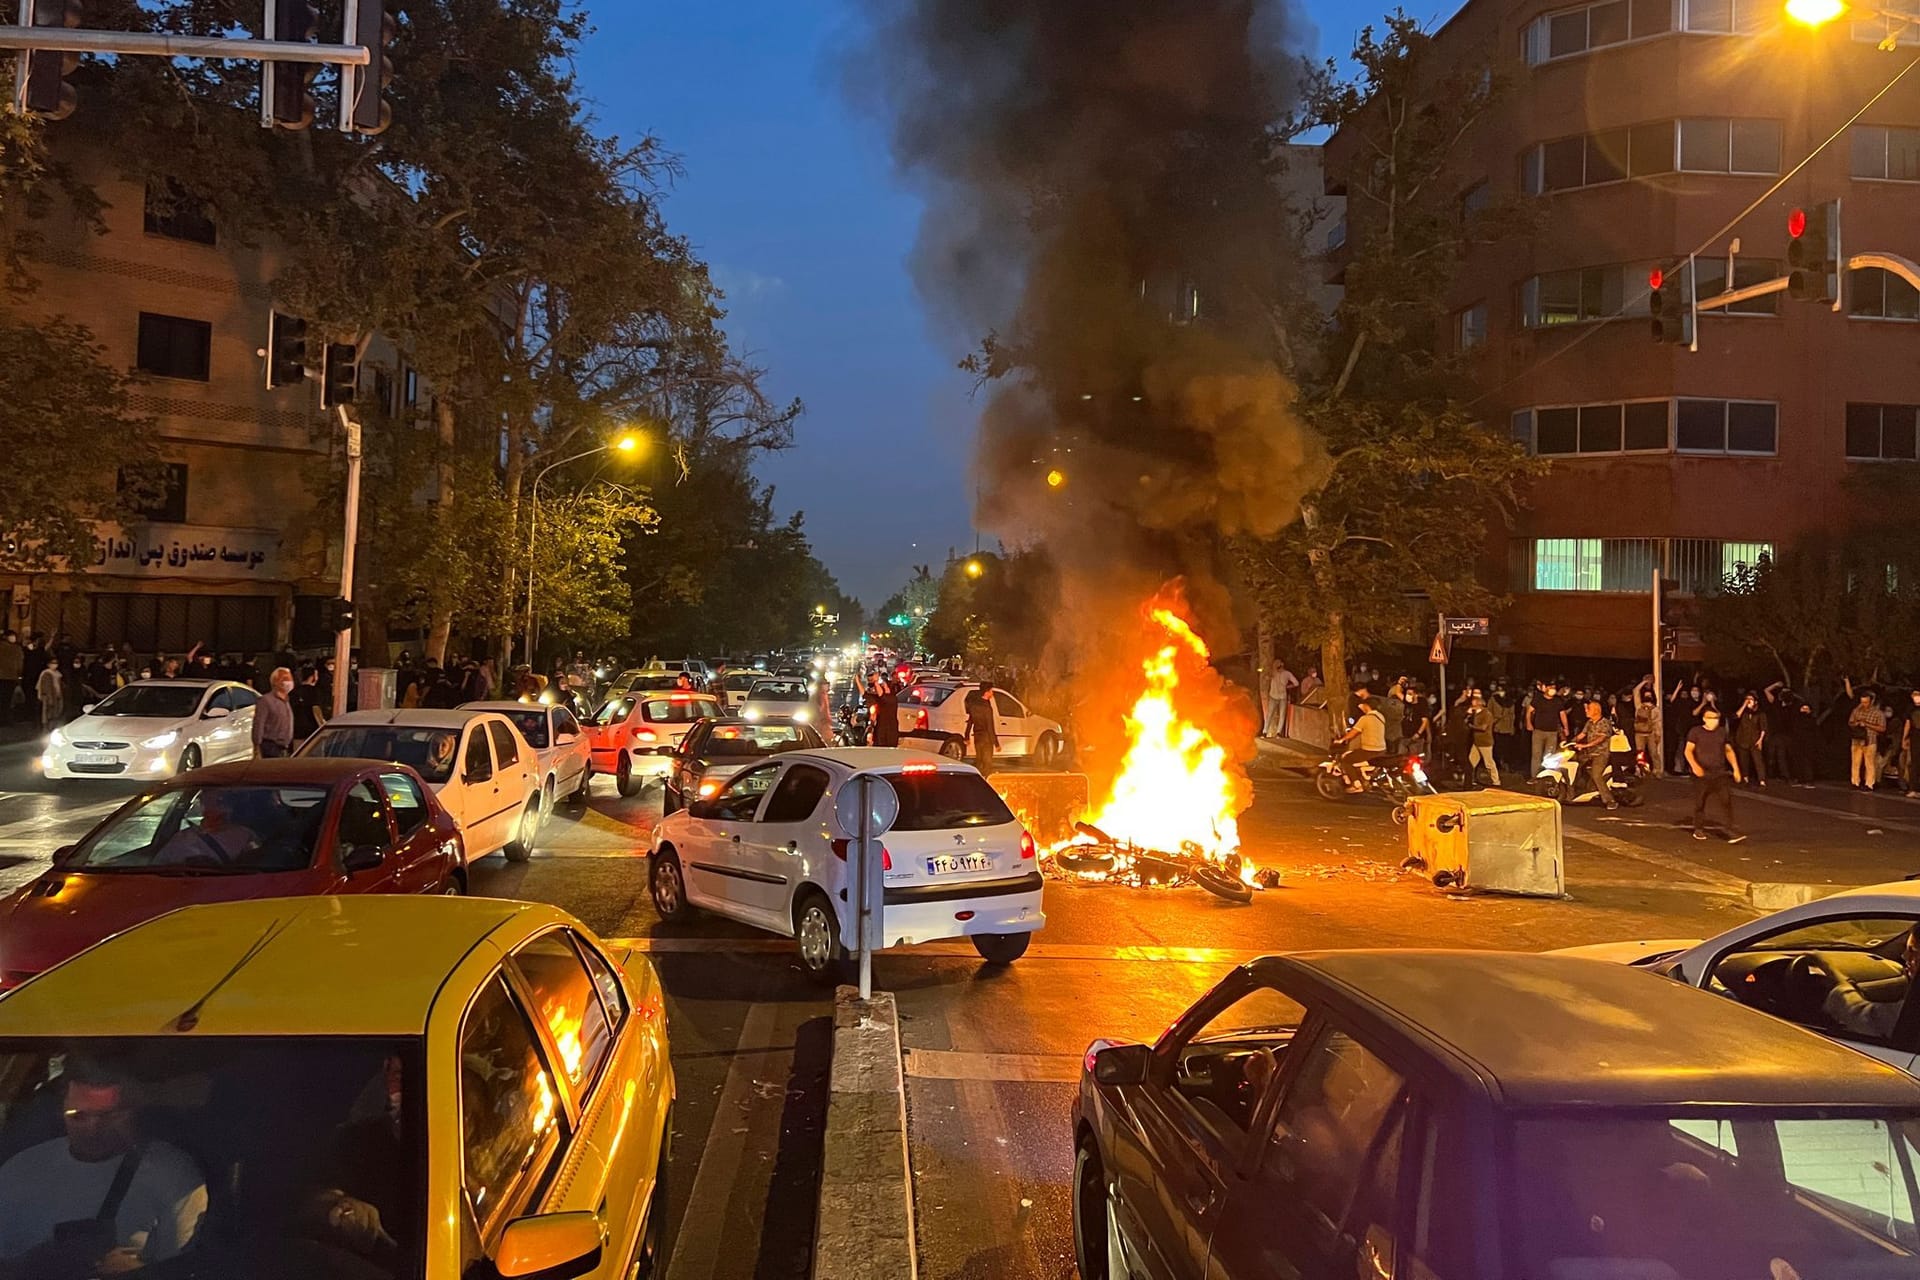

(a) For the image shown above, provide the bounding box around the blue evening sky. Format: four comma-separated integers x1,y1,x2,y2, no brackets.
574,0,1416,606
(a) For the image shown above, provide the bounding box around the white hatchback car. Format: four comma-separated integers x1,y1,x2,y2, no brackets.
739,678,822,728
647,748,1044,980
1556,879,1920,1077
298,709,545,862
461,700,593,816
41,679,258,780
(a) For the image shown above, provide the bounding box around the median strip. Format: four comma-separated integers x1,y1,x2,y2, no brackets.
813,985,917,1280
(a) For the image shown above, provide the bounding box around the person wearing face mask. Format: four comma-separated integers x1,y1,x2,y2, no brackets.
1903,688,1920,799
1685,706,1746,842
252,667,297,759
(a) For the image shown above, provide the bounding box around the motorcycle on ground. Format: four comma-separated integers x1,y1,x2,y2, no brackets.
1313,749,1439,824
1532,731,1647,806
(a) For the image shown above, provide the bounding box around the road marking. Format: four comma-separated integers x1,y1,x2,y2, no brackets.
667,1000,784,1280
0,797,123,845
608,937,1269,964
1562,830,1750,894
1738,788,1920,836
904,1047,1082,1083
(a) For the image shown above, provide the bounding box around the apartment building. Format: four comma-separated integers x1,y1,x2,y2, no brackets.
1327,0,1920,663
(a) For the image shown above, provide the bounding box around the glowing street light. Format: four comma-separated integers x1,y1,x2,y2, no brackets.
1045,468,1066,489
614,432,643,453
964,559,984,578
1785,0,1846,24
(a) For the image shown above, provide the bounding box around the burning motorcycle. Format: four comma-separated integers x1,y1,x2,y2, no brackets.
1532,734,1647,806
1313,750,1437,823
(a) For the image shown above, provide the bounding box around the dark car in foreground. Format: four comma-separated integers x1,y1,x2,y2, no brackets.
1073,949,1920,1280
659,716,825,813
0,758,463,989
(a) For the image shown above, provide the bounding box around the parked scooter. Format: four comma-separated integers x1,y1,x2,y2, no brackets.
1314,749,1438,822
1532,731,1647,806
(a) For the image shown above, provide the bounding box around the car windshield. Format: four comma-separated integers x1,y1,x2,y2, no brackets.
748,681,808,702
69,785,330,874
0,1036,424,1279
641,698,721,724
497,709,549,748
594,697,635,726
87,685,206,719
881,770,1015,830
302,725,462,785
1510,1110,1920,1279
703,724,812,757
724,674,760,691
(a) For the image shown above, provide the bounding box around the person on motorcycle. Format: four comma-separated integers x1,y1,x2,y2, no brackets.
1335,695,1389,784
1568,698,1619,810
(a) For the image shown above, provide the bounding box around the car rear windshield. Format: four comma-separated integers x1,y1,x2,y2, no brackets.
902,684,957,706
748,682,808,702
0,1037,425,1277
724,674,761,690
704,724,813,756
497,709,549,748
303,725,461,784
71,784,331,873
881,770,1015,830
1509,1110,1920,1278
88,684,206,718
642,698,721,724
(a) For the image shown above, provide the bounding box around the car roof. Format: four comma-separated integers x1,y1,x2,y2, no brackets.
158,757,378,786
1760,880,1920,912
1270,951,1920,1110
461,700,551,714
785,747,956,772
0,897,573,1037
113,678,227,691
322,708,494,729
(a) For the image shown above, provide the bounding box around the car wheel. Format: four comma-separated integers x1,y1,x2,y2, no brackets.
541,777,557,825
1313,769,1346,801
1034,732,1061,768
650,847,693,922
441,871,466,895
571,762,593,804
633,1127,671,1278
794,891,849,985
972,931,1032,964
503,802,538,863
617,752,637,797
938,738,966,760
1073,1142,1111,1280
177,744,202,776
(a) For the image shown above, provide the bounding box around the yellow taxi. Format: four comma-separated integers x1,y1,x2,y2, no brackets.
0,895,672,1280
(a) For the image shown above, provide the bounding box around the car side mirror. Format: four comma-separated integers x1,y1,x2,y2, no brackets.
555,731,578,745
81,703,96,714
342,844,385,873
51,844,75,867
687,799,717,820
203,706,231,720
1091,1042,1152,1087
492,1210,603,1280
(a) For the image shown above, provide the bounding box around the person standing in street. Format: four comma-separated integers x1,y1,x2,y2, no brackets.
0,630,20,726
963,682,999,774
1262,661,1297,739
867,676,900,748
1848,685,1889,791
1733,692,1768,788
1467,691,1500,786
34,660,62,734
289,665,327,747
1903,687,1920,799
1686,706,1746,842
253,667,296,758
1527,681,1567,779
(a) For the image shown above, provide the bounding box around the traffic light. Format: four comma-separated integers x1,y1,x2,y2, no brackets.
265,0,320,130
267,312,308,389
323,596,355,633
322,343,357,407
1660,625,1679,660
347,1,398,136
1787,201,1841,304
23,0,84,121
1648,262,1695,346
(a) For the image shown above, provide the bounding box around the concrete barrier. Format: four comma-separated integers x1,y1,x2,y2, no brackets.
812,986,917,1280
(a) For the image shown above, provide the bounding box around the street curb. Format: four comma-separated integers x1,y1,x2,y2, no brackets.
1745,881,1867,911
812,986,917,1280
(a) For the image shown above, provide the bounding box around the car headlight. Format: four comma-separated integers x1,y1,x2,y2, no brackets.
792,709,810,722
141,731,179,751
743,709,761,721
47,729,64,747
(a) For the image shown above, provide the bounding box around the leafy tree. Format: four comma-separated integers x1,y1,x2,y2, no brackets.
876,567,942,649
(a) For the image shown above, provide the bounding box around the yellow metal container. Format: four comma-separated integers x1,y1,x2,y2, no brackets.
1406,788,1565,896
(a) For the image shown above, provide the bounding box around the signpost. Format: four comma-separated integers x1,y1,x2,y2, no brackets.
833,772,900,1001
1431,616,1491,714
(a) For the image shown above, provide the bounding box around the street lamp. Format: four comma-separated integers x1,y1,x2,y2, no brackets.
1786,0,1847,23
524,431,645,665
1045,468,1066,489
964,559,984,579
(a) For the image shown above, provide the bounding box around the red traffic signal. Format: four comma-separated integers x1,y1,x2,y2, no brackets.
1788,207,1807,239
1649,267,1664,291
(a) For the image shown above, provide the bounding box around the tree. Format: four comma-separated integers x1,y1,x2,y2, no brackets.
0,315,163,572
1235,12,1540,712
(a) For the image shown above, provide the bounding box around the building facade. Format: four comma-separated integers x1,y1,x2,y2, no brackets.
1329,1,1920,664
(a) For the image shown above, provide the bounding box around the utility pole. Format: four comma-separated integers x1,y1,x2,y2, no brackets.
1651,564,1665,765
334,407,363,719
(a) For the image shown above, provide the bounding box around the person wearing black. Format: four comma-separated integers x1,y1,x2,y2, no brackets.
867,677,900,748
1732,692,1768,787
290,665,327,745
1527,681,1568,778
963,683,999,773
1686,707,1746,843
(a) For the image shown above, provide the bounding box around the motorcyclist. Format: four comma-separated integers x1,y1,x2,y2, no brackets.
1567,698,1619,810
1334,695,1389,786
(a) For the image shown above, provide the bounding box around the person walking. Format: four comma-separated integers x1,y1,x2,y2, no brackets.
1568,698,1619,810
253,667,296,758
1262,661,1297,739
0,629,20,726
289,665,327,746
1733,692,1768,788
1848,685,1889,791
963,682,999,774
1467,691,1500,786
34,660,62,734
1686,705,1746,842
1903,687,1920,799
1527,681,1567,779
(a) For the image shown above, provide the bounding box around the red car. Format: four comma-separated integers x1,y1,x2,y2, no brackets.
0,757,464,990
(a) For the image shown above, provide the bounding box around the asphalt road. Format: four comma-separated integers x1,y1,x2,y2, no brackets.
4,734,1920,1278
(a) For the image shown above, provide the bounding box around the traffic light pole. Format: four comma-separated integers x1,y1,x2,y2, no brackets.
334,407,363,719
1651,565,1664,765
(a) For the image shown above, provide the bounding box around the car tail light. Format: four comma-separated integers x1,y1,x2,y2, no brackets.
830,838,891,870
915,709,928,729
1019,830,1036,860
901,762,937,775
1404,755,1421,775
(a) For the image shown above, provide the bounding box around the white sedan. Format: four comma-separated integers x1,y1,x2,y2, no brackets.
40,679,259,780
1557,880,1920,1075
461,699,593,817
739,678,823,728
896,680,1066,766
646,748,1044,981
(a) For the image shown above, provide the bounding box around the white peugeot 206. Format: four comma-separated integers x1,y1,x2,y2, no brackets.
646,747,1044,980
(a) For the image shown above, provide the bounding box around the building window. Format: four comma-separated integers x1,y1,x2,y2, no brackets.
1848,266,1920,319
1523,0,1672,62
1845,403,1920,460
1851,124,1920,179
1681,0,1769,32
371,367,396,415
1678,118,1782,174
1456,303,1488,350
118,462,188,523
402,364,420,408
142,179,216,246
1521,264,1652,326
1460,180,1490,223
1694,256,1783,314
1524,538,1770,593
1534,538,1603,591
1516,399,1670,454
1675,397,1777,454
135,312,212,382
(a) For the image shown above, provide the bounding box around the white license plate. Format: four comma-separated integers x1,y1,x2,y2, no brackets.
75,752,115,765
926,852,993,876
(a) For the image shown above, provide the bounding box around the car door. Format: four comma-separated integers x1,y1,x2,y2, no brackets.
334,778,402,894
194,687,242,760
550,708,588,793
457,724,506,854
1213,1021,1413,1280
378,769,449,892
224,686,260,760
732,762,833,925
682,762,782,913
1108,976,1308,1279
488,720,534,816
994,693,1033,757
